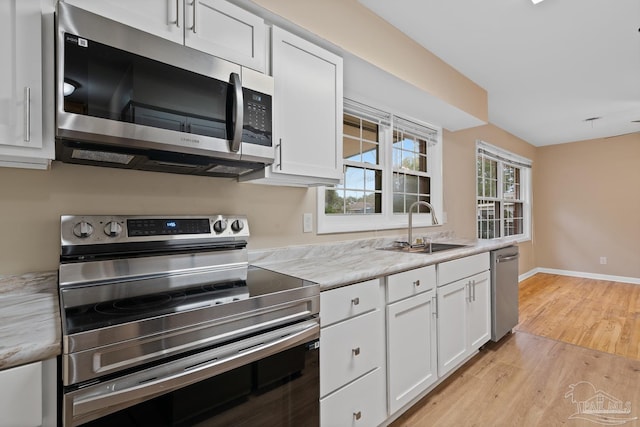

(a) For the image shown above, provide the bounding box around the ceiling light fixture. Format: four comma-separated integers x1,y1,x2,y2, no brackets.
531,0,545,4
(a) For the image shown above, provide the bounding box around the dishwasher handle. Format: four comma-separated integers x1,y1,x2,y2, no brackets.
496,254,519,263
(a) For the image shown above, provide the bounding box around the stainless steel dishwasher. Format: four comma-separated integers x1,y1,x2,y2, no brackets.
490,246,520,341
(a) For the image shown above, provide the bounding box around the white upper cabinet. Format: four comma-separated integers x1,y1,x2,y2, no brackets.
241,26,343,186
0,0,52,169
62,0,185,44
63,0,266,71
185,0,266,72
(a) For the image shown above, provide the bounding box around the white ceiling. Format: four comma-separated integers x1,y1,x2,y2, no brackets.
358,0,640,146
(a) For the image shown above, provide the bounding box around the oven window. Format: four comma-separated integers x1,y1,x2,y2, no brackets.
63,33,229,140
78,341,319,427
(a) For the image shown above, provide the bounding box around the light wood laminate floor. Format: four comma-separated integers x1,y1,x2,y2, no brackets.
515,273,640,360
391,274,640,426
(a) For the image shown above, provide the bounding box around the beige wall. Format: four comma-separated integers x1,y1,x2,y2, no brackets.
0,163,389,274
534,134,640,278
443,125,537,275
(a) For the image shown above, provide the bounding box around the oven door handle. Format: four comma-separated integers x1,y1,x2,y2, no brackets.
69,320,319,425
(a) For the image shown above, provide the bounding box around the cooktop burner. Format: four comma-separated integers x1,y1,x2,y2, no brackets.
62,266,305,335
95,292,185,315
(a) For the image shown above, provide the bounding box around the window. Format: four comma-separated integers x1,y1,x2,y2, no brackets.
392,118,437,214
318,99,442,234
476,141,532,240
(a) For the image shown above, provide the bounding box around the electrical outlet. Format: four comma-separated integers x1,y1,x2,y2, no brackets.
303,213,313,233
599,257,607,265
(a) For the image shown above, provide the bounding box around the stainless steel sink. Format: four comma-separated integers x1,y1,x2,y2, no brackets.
379,242,467,254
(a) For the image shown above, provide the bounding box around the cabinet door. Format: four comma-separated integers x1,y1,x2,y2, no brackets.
437,278,468,377
467,271,491,351
0,0,43,151
185,0,266,72
271,26,343,182
0,362,42,427
387,289,437,414
63,0,184,44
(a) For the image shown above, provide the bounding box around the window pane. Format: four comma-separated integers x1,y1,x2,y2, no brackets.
419,176,430,195
343,136,361,162
344,166,364,189
477,199,499,239
392,131,427,173
405,175,418,194
477,156,498,198
362,140,379,163
393,172,431,214
504,202,523,236
393,193,404,213
325,188,345,214
364,169,381,192
503,165,521,200
343,114,379,164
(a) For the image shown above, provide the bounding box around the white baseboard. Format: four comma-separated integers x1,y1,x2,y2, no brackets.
519,267,640,285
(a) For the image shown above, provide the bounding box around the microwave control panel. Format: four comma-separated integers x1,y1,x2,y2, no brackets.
242,88,272,147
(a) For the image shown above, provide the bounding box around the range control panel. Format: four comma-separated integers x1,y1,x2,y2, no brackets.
61,214,250,246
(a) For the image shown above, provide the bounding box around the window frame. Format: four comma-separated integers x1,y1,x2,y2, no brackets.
317,100,443,234
476,140,532,242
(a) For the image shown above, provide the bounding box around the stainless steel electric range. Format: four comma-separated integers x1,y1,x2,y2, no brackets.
58,215,319,427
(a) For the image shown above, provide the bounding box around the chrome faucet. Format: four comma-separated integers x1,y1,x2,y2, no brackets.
408,201,439,247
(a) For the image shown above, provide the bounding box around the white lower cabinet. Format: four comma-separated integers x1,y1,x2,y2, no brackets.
437,253,491,377
387,288,437,414
319,252,493,426
0,362,42,427
0,358,56,427
321,367,386,427
320,309,384,397
436,278,468,376
319,279,386,427
467,270,491,350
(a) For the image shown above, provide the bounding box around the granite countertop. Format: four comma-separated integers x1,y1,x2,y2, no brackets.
0,236,518,370
0,271,60,371
250,235,519,290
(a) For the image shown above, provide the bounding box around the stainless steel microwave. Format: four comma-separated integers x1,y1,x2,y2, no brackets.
55,2,274,177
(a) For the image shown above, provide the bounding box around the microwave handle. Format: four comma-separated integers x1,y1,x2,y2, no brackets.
229,72,243,153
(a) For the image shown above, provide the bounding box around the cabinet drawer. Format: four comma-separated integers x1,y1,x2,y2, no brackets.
438,252,490,286
321,367,386,427
320,279,380,327
387,265,436,303
320,309,383,397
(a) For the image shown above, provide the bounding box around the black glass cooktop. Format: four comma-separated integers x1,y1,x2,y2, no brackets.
62,266,313,335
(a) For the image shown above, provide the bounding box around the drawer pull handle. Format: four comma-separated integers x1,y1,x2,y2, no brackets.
352,347,360,356
354,411,362,420
351,297,360,306
414,280,420,287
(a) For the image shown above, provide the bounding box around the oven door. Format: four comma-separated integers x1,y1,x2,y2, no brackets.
63,319,319,427
56,2,273,167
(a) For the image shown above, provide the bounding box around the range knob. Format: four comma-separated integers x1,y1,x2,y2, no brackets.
104,221,123,237
231,219,244,232
213,219,227,233
72,221,94,238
